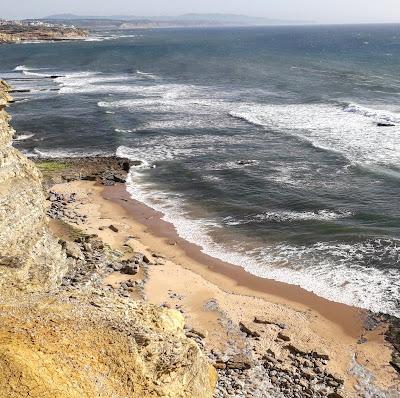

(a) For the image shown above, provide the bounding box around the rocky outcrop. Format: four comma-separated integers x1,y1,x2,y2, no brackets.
0,289,217,398
0,80,68,293
0,33,16,43
0,79,216,397
34,156,139,188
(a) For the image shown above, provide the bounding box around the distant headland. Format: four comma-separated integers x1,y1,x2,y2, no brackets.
0,19,88,43
33,13,314,30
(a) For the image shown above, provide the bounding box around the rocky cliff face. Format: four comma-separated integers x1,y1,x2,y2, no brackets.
0,289,217,398
0,80,216,397
0,80,68,293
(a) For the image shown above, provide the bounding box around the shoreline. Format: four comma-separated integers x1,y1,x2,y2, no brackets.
103,183,364,338
35,156,400,395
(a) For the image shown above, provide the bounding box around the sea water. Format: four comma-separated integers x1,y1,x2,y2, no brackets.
1,24,400,315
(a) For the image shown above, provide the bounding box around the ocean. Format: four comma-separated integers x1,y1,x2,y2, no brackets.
1,24,400,316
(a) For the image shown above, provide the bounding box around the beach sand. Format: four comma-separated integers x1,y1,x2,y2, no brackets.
50,179,400,396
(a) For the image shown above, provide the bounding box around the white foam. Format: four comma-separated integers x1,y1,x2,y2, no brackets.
115,132,251,165
14,65,27,71
32,148,112,158
115,128,136,133
344,102,400,124
84,37,104,42
14,65,53,78
229,103,400,168
127,175,400,317
22,70,51,77
55,69,161,95
224,209,352,225
84,34,141,42
55,71,126,92
97,83,241,130
118,142,400,317
136,70,159,80
13,133,35,141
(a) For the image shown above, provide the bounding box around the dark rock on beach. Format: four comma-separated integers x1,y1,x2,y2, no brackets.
34,156,141,187
377,122,395,127
120,263,140,275
239,322,261,338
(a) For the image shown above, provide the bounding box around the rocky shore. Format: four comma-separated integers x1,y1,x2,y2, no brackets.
32,155,400,398
1,76,400,397
36,161,346,398
0,22,88,43
0,81,216,397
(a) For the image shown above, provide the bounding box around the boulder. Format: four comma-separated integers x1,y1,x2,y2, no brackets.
120,263,139,275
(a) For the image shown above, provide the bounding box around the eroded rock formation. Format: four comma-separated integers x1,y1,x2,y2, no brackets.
0,80,68,293
0,80,217,398
0,290,217,398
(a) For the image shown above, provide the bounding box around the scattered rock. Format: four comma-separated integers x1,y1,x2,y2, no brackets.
213,362,226,370
82,243,92,253
377,122,395,127
239,322,261,338
188,328,208,339
226,354,253,370
277,332,290,342
143,254,151,264
152,252,165,259
254,316,286,329
62,240,84,260
120,263,139,275
236,160,257,166
109,225,119,233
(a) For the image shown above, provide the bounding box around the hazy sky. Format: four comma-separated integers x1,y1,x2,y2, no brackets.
3,0,400,24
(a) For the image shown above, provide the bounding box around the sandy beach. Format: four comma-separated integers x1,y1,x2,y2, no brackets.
47,176,400,397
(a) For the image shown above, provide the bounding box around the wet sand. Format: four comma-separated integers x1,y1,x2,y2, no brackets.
103,183,363,338
51,180,399,394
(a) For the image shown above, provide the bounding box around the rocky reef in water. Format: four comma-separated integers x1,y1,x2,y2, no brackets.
0,80,217,398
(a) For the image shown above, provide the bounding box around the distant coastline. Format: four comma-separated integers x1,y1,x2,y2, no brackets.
30,13,314,31
0,19,88,44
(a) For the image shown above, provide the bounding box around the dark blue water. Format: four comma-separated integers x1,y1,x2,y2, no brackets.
1,25,400,315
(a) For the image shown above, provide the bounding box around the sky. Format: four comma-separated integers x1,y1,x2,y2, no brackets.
3,0,400,24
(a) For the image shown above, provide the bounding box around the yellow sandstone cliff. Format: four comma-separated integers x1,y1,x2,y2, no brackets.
0,79,68,293
0,80,217,398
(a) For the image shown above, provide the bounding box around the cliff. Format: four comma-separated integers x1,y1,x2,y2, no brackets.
0,23,88,43
0,80,217,397
0,80,68,293
0,290,217,398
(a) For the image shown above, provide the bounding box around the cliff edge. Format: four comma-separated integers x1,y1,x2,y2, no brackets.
0,80,217,398
0,79,68,293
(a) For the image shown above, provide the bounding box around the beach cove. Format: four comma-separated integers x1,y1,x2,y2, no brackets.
35,155,400,397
